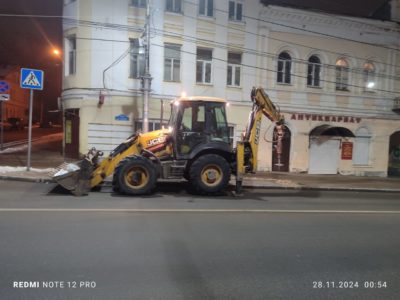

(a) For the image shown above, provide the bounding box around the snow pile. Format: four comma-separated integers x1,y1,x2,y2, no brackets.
0,166,55,174
0,145,28,154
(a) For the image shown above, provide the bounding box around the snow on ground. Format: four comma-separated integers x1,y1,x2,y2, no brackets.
0,145,28,154
0,166,55,174
0,133,62,154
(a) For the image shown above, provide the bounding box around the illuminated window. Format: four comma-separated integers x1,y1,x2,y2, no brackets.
363,62,375,91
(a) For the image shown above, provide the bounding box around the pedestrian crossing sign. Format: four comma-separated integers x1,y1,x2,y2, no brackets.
20,68,44,90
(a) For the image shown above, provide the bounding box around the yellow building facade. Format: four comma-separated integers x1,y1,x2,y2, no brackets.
62,0,400,176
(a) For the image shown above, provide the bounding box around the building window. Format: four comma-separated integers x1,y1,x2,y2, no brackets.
66,36,76,75
307,55,321,87
335,58,349,91
132,0,146,7
363,62,375,92
227,52,241,87
199,0,213,17
196,48,212,84
353,127,371,165
166,0,182,13
228,1,243,21
164,44,181,82
130,39,145,78
277,51,291,84
135,119,164,132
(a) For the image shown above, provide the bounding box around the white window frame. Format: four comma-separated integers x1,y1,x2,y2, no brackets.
130,39,145,79
135,119,166,132
363,62,376,92
164,44,181,82
335,58,349,91
65,36,76,76
277,52,292,84
227,52,241,87
199,0,214,17
228,1,243,21
166,0,182,13
196,48,213,84
131,0,146,8
307,55,322,88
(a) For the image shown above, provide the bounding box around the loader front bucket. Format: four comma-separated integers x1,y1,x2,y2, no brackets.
50,160,93,196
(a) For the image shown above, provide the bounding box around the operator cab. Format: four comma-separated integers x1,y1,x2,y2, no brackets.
169,97,231,158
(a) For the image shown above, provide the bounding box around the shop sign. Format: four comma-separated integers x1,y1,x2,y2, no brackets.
341,142,353,160
291,114,361,124
65,120,72,144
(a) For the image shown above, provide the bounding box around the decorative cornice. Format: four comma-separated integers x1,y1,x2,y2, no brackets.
259,5,400,37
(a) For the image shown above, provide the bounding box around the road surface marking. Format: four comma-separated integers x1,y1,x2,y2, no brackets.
0,208,400,214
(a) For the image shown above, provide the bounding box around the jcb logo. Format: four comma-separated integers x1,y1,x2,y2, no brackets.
147,136,166,147
254,120,261,145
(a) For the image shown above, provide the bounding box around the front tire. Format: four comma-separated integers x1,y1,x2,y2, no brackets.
189,154,231,194
115,156,157,195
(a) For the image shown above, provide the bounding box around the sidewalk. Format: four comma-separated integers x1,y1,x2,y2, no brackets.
0,138,399,192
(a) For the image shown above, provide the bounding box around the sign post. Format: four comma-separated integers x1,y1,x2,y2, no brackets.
0,80,10,151
20,68,44,171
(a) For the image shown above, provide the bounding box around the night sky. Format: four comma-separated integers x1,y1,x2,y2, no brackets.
0,0,62,120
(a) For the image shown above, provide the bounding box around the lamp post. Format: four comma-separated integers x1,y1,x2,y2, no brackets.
50,48,65,157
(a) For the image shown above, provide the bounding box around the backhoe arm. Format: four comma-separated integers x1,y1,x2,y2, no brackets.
235,87,285,193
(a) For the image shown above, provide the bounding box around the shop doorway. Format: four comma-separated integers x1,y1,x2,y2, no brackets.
64,109,80,159
308,125,354,174
272,126,291,172
388,131,400,177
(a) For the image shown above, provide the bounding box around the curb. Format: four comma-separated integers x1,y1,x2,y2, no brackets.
0,175,399,193
238,183,400,193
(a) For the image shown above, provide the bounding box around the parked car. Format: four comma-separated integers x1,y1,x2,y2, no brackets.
7,117,26,130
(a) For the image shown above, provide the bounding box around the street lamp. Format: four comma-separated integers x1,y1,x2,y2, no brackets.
52,48,61,57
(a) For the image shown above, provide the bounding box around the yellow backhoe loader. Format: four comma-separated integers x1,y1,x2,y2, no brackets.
52,87,286,196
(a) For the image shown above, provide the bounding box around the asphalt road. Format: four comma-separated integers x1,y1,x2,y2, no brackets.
0,181,399,300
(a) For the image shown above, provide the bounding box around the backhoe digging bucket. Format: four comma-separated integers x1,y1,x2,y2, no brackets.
51,162,80,188
50,159,93,196
51,160,93,196
50,148,103,196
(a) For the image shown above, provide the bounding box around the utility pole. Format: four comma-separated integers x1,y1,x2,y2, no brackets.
141,0,152,133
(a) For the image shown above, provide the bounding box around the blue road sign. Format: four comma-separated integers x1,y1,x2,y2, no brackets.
0,81,10,93
20,68,44,90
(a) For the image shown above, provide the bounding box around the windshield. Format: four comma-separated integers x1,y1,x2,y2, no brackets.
168,102,179,128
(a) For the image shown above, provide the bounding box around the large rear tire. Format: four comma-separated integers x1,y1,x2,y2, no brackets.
189,154,231,194
115,156,157,195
